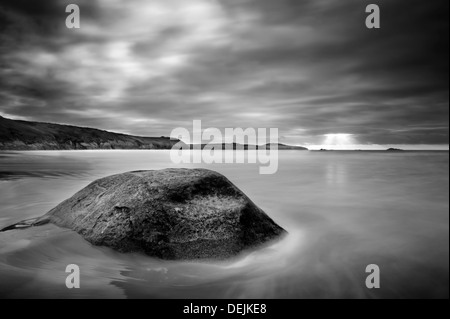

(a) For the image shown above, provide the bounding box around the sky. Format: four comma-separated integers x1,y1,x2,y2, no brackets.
0,0,448,149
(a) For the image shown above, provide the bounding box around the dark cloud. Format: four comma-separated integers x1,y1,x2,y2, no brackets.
0,0,448,148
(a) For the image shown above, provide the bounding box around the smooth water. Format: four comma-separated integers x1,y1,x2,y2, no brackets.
0,151,448,299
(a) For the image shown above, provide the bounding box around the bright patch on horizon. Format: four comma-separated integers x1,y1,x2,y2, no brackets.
321,134,357,149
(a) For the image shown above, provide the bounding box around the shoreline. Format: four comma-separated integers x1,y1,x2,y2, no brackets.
0,149,448,153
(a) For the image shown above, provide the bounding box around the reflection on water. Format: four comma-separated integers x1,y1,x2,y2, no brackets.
326,161,348,186
0,151,448,299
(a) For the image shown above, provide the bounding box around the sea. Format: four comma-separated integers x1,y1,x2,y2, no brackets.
0,150,448,298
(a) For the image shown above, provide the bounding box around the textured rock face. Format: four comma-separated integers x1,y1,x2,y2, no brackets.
34,169,286,260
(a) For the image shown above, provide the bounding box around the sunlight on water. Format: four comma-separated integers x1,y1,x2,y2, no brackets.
0,151,448,298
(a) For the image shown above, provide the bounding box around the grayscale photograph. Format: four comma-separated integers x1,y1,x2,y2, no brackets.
0,0,448,304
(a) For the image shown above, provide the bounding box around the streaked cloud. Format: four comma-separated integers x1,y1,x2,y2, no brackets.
0,0,448,147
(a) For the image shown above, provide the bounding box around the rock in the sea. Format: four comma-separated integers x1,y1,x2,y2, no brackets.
7,169,286,260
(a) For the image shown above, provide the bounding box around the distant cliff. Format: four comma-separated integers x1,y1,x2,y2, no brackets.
0,116,180,150
386,148,404,152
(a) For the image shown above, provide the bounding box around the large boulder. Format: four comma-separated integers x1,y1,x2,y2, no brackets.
10,169,286,260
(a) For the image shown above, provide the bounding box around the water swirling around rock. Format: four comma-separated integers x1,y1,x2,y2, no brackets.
2,169,286,260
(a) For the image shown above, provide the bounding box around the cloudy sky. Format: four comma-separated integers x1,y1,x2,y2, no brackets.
0,0,448,149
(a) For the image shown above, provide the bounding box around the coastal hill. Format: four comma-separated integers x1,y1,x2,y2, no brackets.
387,148,404,152
0,116,308,151
0,116,180,150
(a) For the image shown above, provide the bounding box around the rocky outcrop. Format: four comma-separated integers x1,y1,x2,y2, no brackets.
2,169,286,260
